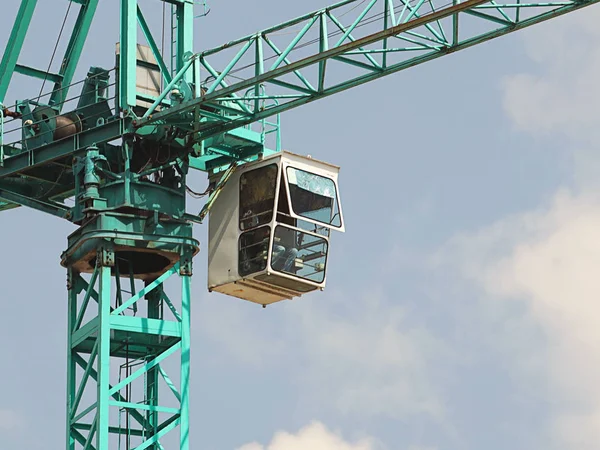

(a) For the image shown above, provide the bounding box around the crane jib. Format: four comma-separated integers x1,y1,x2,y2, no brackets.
136,0,598,130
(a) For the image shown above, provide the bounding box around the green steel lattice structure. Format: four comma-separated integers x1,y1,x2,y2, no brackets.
0,0,598,449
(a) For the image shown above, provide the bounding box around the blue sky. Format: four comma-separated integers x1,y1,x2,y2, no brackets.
1,1,599,449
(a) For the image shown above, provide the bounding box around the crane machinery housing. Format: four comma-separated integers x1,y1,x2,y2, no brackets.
0,0,596,449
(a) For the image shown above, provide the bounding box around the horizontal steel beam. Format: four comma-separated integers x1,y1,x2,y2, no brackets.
15,64,63,83
0,188,68,218
0,118,124,179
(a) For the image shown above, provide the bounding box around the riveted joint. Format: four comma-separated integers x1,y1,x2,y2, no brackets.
180,248,194,276
97,246,115,267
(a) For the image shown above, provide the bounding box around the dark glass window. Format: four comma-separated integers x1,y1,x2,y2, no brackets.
239,226,271,277
239,164,278,231
270,225,328,284
286,167,341,228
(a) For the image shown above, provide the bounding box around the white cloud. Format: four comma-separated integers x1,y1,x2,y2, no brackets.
291,289,444,420
502,9,600,139
238,444,264,450
501,8,600,188
236,421,382,450
198,285,446,422
443,9,600,447
194,299,286,368
441,190,600,449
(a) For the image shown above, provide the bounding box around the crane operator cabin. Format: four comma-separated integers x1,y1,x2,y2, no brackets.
208,151,344,306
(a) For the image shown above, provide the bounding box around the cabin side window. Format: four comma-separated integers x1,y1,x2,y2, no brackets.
239,226,271,277
239,164,278,231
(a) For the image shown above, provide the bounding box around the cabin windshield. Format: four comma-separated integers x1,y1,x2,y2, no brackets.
286,167,341,228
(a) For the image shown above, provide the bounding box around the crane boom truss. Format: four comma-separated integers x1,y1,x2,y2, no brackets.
136,0,598,140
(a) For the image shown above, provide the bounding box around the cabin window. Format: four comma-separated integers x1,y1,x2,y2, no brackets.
286,167,341,228
238,226,271,277
239,164,278,231
270,225,328,284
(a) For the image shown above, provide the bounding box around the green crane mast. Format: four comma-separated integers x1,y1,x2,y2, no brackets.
0,0,596,449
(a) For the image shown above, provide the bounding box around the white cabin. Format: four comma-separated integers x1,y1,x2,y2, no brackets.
207,151,344,306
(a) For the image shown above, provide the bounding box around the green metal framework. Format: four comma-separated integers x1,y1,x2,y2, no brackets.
0,0,38,102
2,0,599,209
62,214,198,450
66,260,192,450
136,0,600,139
0,0,99,108
1,0,599,449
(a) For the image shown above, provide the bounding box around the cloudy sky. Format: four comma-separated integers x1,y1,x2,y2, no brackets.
1,1,599,449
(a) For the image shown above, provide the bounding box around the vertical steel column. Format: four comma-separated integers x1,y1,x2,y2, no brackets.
180,263,192,450
145,285,162,450
175,0,194,82
66,269,78,450
119,0,138,111
96,247,113,450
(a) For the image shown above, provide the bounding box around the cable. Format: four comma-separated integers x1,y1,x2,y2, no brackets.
39,1,74,99
33,164,68,200
186,184,211,198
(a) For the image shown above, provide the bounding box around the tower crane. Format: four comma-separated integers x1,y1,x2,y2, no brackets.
0,0,595,449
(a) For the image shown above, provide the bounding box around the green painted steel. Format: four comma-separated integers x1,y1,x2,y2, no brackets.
50,0,100,108
97,257,111,450
137,6,173,86
0,118,125,178
174,0,195,79
119,0,138,110
0,0,100,106
62,214,199,450
0,187,69,218
0,0,38,102
0,107,3,167
14,64,63,83
2,0,598,215
136,0,600,141
180,273,192,450
67,268,78,450
1,0,600,448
